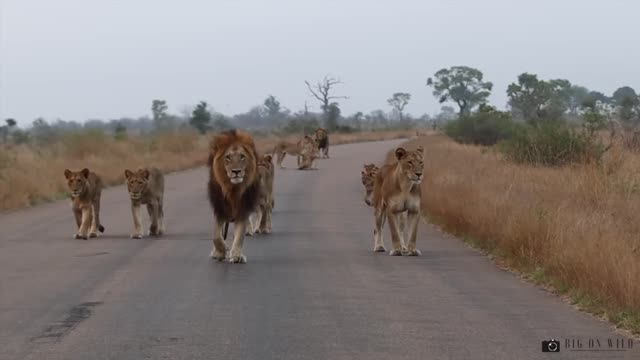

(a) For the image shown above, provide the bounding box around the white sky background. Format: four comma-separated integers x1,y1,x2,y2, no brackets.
0,0,638,126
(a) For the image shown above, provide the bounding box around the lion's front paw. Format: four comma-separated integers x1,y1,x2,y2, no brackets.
229,254,247,264
404,248,422,256
245,229,254,236
131,233,143,239
389,248,403,256
74,234,88,240
373,245,386,252
210,248,227,261
89,232,98,238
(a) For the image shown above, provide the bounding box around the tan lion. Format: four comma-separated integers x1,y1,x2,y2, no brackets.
124,167,165,239
207,129,261,263
372,146,424,256
271,134,317,169
64,168,105,240
246,153,275,235
361,163,379,206
314,127,329,159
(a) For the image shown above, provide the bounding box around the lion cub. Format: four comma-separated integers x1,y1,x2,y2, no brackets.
64,168,106,240
372,146,424,256
247,154,275,235
124,167,165,239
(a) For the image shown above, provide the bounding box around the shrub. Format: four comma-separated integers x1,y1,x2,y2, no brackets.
499,123,608,166
444,105,517,146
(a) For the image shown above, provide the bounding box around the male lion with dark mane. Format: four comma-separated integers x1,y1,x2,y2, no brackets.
371,146,424,256
314,127,329,159
64,168,105,240
207,129,261,263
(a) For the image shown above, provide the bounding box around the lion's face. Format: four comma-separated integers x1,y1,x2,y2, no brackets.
223,145,252,184
315,128,327,140
258,154,274,174
64,168,90,197
124,169,150,200
395,146,424,184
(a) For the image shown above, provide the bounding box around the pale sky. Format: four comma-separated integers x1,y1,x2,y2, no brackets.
1,0,638,126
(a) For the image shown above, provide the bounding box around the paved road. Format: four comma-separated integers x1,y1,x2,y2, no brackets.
0,139,636,360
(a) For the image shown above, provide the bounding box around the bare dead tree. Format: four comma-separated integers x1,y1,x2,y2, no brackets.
304,75,349,114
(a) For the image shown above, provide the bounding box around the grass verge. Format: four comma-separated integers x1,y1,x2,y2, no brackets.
381,133,640,337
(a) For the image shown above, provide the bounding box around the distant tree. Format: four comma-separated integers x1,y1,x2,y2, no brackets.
305,75,349,128
151,99,169,130
507,73,553,123
189,101,212,134
113,122,128,140
612,86,639,124
211,114,231,131
387,92,411,121
263,95,281,118
568,85,590,115
325,102,341,131
581,91,610,109
1,118,17,143
426,66,493,117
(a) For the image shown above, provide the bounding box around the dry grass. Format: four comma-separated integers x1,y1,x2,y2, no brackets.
382,133,640,335
0,128,413,212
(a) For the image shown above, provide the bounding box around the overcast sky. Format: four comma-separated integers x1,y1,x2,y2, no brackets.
1,0,638,126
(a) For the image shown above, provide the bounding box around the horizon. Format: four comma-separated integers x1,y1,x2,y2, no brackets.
1,0,638,126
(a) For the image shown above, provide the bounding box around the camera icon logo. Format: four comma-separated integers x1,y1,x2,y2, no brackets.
542,339,561,352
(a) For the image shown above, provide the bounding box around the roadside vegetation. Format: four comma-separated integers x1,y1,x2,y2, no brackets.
379,66,640,335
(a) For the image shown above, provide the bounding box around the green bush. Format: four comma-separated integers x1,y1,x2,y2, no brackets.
498,123,607,166
444,105,518,146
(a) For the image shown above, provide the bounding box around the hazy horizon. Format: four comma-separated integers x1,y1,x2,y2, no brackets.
1,0,638,126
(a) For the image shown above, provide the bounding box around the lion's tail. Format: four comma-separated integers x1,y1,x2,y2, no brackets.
98,224,105,233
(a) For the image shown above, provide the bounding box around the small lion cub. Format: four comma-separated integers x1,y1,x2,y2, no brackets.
64,168,106,240
124,167,165,239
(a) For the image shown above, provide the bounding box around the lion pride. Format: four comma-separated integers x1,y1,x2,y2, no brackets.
372,146,424,256
207,129,261,263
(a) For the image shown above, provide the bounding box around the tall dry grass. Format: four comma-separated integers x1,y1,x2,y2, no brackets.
0,128,413,212
384,133,640,334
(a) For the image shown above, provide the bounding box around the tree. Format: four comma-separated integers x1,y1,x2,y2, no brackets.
189,101,212,134
426,66,493,117
113,122,128,140
387,92,411,121
568,85,590,115
305,75,349,128
151,99,169,130
612,86,639,124
507,73,554,123
211,114,231,131
263,95,281,118
1,118,17,143
325,102,341,131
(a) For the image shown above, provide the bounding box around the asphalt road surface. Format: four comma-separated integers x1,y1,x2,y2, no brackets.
0,139,637,360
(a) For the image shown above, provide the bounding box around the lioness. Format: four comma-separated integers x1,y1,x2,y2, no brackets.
124,167,165,239
207,129,261,263
271,135,317,169
64,168,105,240
315,127,329,159
246,153,275,235
372,146,424,256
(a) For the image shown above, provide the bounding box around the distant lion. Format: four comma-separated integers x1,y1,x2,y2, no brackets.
124,167,165,239
207,129,261,263
64,168,105,240
314,128,329,159
271,134,317,169
246,153,275,235
372,146,424,256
